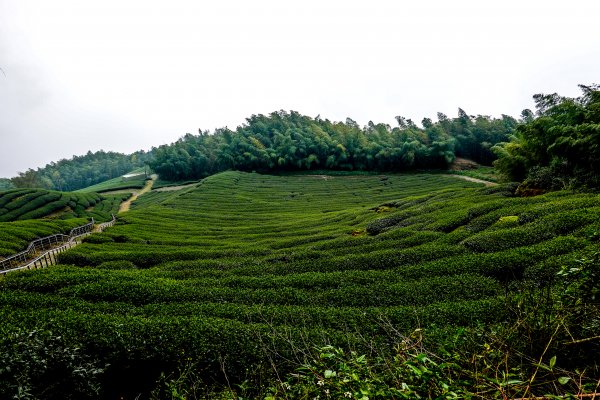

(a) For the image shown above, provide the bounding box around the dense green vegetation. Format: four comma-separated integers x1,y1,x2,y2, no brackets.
149,110,517,181
0,188,127,258
1,85,599,398
494,84,600,190
10,150,151,191
0,171,598,398
0,188,127,224
0,178,14,190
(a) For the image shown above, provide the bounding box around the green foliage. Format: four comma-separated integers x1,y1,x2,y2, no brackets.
149,110,514,181
557,252,600,342
0,178,14,190
0,219,87,257
0,172,598,397
0,189,125,257
558,252,600,303
0,188,123,224
11,150,151,192
76,169,147,193
0,329,106,399
496,215,519,227
265,344,468,399
494,84,600,189
10,169,49,189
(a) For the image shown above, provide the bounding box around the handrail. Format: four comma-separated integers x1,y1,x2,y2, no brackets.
5,233,88,274
97,214,117,231
0,215,115,274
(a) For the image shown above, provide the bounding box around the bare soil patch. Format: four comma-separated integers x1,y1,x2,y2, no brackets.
449,157,481,171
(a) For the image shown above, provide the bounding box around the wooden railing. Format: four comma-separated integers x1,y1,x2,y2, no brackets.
0,215,116,274
97,214,117,231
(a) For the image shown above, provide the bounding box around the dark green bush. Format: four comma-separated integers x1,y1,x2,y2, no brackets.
0,329,107,400
97,261,137,270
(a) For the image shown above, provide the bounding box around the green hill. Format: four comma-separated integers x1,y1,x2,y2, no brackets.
0,188,128,223
0,171,598,398
76,168,148,193
0,188,128,258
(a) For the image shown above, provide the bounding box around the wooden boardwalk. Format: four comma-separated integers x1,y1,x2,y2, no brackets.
0,215,116,274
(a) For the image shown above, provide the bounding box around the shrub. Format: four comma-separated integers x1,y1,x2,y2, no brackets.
366,215,406,235
97,261,137,270
264,344,470,400
0,329,107,400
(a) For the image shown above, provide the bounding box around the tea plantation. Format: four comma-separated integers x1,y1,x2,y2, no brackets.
0,189,128,257
76,169,148,193
0,188,128,223
0,218,88,257
0,171,598,398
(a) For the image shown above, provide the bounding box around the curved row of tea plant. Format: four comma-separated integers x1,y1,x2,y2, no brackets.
0,188,128,223
76,169,148,193
0,171,598,398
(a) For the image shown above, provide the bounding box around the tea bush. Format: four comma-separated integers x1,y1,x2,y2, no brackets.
0,219,87,256
1,171,599,397
0,189,124,223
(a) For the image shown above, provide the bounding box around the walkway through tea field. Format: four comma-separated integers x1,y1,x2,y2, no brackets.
118,174,156,213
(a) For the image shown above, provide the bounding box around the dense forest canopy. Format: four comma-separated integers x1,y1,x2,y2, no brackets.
9,150,151,192
493,84,600,190
0,179,13,190
149,110,518,181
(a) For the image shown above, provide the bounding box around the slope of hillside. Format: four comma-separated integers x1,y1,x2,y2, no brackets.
0,171,598,398
0,189,129,258
76,168,148,193
0,188,128,223
0,218,88,258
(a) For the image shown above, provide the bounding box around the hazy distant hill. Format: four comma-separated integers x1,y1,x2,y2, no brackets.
10,150,152,192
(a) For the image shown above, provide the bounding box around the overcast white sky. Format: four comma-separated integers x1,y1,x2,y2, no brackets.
0,0,599,178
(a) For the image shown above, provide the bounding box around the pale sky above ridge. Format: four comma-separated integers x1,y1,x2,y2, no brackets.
1,0,599,177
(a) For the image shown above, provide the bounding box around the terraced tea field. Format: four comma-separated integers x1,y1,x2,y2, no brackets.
0,189,128,258
1,171,599,397
0,188,127,223
0,218,88,257
76,169,148,193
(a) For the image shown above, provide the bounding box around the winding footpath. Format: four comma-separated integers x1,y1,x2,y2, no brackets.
118,174,156,213
447,174,497,187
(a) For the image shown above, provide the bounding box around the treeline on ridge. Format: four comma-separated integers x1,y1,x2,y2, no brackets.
140,83,600,190
149,110,518,181
10,150,151,192
494,84,600,191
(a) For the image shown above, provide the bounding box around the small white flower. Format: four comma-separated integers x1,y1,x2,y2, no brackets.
325,389,330,395
344,392,352,398
317,379,325,386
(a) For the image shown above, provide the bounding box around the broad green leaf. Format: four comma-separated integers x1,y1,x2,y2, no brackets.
558,376,571,385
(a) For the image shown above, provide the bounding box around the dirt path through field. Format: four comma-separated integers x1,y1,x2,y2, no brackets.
118,175,156,213
448,174,497,187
